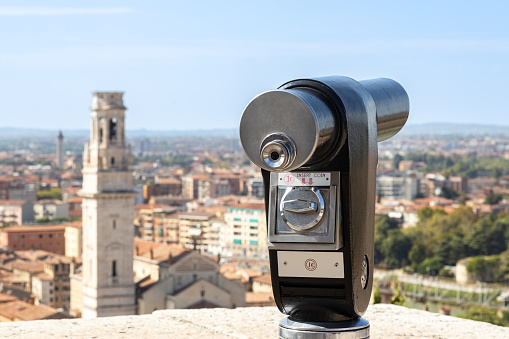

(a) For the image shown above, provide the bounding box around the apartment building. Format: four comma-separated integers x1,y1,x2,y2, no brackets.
0,200,34,225
33,199,69,220
0,175,37,203
0,250,73,310
0,225,66,255
135,204,178,242
143,177,182,201
223,203,267,258
376,174,420,200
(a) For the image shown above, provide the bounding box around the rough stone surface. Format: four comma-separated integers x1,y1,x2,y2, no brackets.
1,304,509,338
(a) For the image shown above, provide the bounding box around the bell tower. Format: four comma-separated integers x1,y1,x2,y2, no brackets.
80,92,136,318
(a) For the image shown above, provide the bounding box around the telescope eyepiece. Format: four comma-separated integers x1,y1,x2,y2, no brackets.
260,133,296,170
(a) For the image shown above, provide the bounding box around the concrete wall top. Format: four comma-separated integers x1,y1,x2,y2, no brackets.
1,304,509,338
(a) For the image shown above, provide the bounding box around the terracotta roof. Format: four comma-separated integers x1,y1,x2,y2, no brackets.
201,206,228,214
0,272,28,285
0,225,66,233
69,209,82,217
0,252,17,264
190,174,211,181
252,274,272,285
414,197,454,206
136,276,158,293
220,269,250,284
68,196,83,203
0,301,26,319
229,203,265,210
0,292,18,304
10,260,44,274
0,200,27,206
0,175,37,183
45,255,73,265
64,186,81,193
15,250,51,261
64,221,82,229
134,238,191,264
0,301,63,321
158,177,181,185
135,204,172,211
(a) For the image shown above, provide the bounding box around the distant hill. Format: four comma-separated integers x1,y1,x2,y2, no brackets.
0,127,238,139
399,123,509,136
1,123,508,139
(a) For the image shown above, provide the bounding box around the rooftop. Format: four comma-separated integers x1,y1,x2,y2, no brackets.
0,225,66,233
0,200,27,206
134,238,191,263
1,304,508,338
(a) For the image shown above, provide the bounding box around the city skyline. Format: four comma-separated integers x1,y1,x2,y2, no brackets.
1,1,508,130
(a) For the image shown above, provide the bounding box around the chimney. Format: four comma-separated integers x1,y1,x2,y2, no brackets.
150,248,154,260
168,253,173,265
135,246,139,256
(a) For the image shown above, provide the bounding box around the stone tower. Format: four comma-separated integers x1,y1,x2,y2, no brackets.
57,131,64,168
79,92,136,318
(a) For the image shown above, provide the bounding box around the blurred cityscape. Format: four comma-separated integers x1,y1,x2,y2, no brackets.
2,114,509,325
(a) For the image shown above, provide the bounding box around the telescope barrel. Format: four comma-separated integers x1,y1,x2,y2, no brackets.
239,76,409,172
359,78,409,142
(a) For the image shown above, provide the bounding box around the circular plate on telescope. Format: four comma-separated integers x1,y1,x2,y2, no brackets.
279,317,370,339
240,89,329,172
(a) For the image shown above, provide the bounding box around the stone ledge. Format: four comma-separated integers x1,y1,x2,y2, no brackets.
1,304,509,338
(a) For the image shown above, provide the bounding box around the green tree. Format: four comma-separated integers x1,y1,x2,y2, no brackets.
374,216,400,265
393,154,403,170
390,281,406,306
466,255,501,282
460,307,509,326
409,241,427,271
373,285,381,304
485,194,503,205
418,257,442,276
439,186,458,200
37,187,62,200
380,229,412,268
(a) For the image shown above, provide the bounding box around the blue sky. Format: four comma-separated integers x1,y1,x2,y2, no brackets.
1,1,508,130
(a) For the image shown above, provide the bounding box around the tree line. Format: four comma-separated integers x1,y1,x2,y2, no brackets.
375,206,509,282
394,153,509,178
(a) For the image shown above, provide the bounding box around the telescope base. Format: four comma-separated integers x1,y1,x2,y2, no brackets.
279,317,369,339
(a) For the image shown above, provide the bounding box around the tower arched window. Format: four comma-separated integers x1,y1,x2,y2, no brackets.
112,260,117,277
111,157,115,165
99,118,105,143
110,118,117,141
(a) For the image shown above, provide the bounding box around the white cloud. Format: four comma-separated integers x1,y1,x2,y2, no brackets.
0,7,133,16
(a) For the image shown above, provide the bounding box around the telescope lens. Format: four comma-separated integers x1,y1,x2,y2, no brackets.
260,133,296,171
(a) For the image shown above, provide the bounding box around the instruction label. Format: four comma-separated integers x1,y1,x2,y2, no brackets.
278,172,331,186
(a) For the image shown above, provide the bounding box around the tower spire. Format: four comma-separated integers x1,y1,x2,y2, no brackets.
56,130,64,169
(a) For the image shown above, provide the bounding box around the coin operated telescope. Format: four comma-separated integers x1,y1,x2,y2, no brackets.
239,76,409,338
